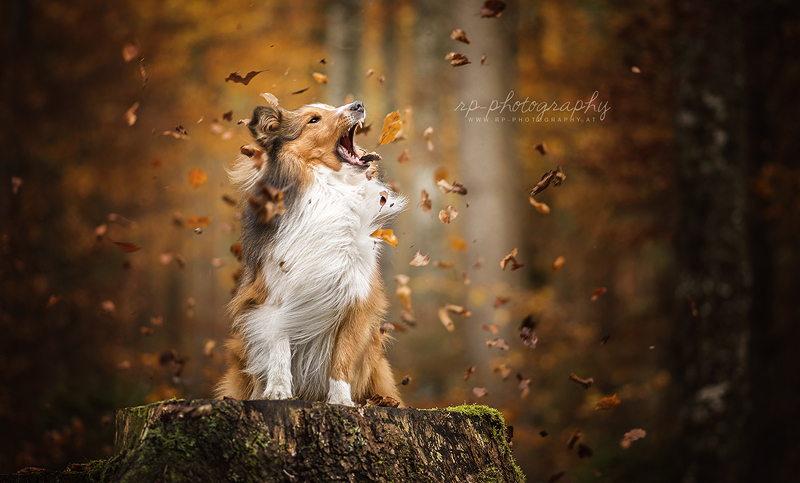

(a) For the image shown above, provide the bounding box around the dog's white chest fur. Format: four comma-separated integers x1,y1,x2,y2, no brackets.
240,165,406,402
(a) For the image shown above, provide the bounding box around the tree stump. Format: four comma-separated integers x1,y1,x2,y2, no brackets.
0,399,525,482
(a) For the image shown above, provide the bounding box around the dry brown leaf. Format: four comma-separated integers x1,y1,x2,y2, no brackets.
595,393,621,411
203,339,217,358
529,197,551,214
151,316,163,326
482,324,498,334
410,251,430,267
450,29,471,44
365,69,375,78
140,326,154,336
569,373,594,389
462,271,471,285
591,287,607,301
439,206,458,224
494,295,511,307
312,72,329,84
480,0,506,18
519,314,538,349
481,54,487,65
433,261,454,269
379,111,402,145
436,179,468,195
423,126,434,151
400,375,412,385
122,40,140,62
186,216,212,228
450,237,468,252
463,366,476,381
517,373,531,399
567,430,582,449
45,295,61,309
11,177,22,195
188,168,207,188
577,443,593,458
100,300,116,314
160,130,189,140
472,387,488,398
533,142,548,155
445,304,472,317
225,70,264,85
500,248,524,271
125,102,139,126
530,165,566,197
486,338,509,350
438,307,455,332
620,428,646,449
552,256,566,274
260,92,279,107
631,66,641,74
420,188,432,213
494,363,511,380
394,149,410,164
112,241,142,253
370,228,398,247
445,52,471,67
396,285,413,313
291,87,310,95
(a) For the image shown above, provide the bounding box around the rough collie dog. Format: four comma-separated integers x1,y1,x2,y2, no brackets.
215,100,406,406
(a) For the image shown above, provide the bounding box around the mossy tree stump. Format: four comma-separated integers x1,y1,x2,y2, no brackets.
1,399,525,482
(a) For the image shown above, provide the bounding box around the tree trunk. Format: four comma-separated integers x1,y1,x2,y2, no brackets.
671,1,750,482
1,399,524,482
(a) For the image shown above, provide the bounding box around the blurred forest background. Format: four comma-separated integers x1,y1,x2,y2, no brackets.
1,0,799,481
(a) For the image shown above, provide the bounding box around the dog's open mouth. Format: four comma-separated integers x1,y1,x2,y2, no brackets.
337,123,369,167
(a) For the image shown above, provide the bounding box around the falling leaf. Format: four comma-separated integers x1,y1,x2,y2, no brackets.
222,194,237,206
533,142,548,155
291,87,310,95
112,241,142,253
620,428,646,449
445,304,472,317
409,251,430,267
445,52,471,67
395,276,413,312
530,165,567,197
434,167,449,182
595,394,621,411
437,179,468,195
577,444,593,458
160,129,189,140
140,327,154,336
462,271,471,285
365,69,375,77
225,70,264,85
230,244,243,261
420,188,431,212
500,248,524,271
107,213,136,229
494,295,511,307
138,58,148,90
11,177,22,194
569,373,594,389
463,366,476,381
220,110,233,122
450,237,468,252
481,54,487,65
450,29,471,44
159,252,174,265
529,197,550,214
117,360,131,371
203,339,217,358
45,295,62,309
433,261,454,269
125,102,140,126
186,216,212,228
379,111,402,145
479,0,506,17
482,324,498,334
631,66,641,74
567,430,582,449
100,300,116,315
151,316,163,326
517,373,531,398
400,375,412,386
591,287,607,301
423,126,434,151
122,40,140,62
312,72,329,84
365,395,400,408
552,256,565,274
370,228,398,247
539,430,548,437
438,307,455,332
400,310,416,327
486,338,509,350
687,296,698,317
519,315,538,349
260,92,279,107
188,168,207,188
248,182,286,225
94,224,108,239
380,322,396,334
472,387,488,398
438,206,458,224
379,190,388,208
494,363,511,380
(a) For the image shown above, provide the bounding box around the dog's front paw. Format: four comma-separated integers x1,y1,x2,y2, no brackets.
263,381,292,400
327,378,355,406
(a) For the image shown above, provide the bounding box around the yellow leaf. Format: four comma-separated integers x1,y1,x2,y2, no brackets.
529,196,550,214
312,72,328,84
378,111,402,146
370,228,398,247
188,168,207,188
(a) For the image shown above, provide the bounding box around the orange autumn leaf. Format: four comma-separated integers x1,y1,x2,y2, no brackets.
438,205,458,224
591,287,607,301
370,228,398,247
420,188,432,213
595,393,621,410
312,72,329,84
552,256,566,274
186,216,212,228
378,111,402,146
188,168,207,188
529,197,550,214
112,241,142,253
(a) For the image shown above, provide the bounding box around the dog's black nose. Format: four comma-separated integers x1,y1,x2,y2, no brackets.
350,101,364,113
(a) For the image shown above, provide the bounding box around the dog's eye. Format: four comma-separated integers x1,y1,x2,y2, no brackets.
308,116,321,124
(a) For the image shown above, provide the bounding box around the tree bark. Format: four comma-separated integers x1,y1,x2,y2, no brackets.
1,399,524,483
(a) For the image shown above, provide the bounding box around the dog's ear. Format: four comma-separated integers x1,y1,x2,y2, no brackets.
249,106,283,140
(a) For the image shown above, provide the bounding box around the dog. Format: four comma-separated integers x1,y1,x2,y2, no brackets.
215,100,406,406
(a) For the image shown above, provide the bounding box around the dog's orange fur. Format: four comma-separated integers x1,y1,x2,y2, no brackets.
215,102,402,405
